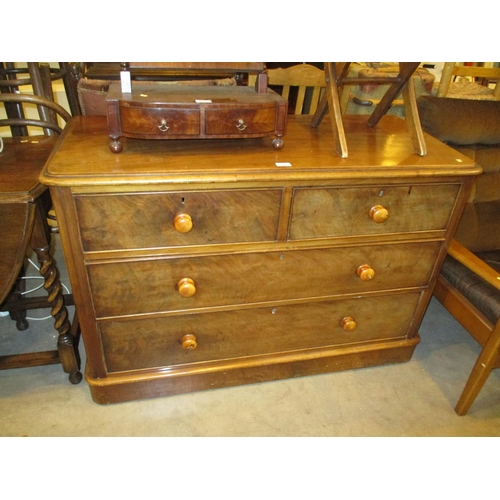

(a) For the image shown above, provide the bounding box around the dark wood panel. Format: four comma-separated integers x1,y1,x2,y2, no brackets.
100,292,421,372
120,107,200,136
88,242,440,317
289,183,461,239
75,189,282,251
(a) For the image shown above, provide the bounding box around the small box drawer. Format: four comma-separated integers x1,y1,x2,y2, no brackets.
289,183,461,240
88,241,440,318
120,106,200,136
100,292,421,372
205,107,276,135
75,188,282,252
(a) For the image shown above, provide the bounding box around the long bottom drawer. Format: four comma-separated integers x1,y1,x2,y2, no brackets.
100,292,422,373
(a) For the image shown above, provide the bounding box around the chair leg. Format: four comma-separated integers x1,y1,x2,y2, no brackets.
455,320,500,415
402,77,427,156
436,62,455,98
366,62,420,127
324,62,348,158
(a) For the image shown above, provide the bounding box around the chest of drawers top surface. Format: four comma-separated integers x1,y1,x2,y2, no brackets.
40,115,479,187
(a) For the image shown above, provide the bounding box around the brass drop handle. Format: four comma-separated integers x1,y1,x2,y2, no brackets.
340,316,357,332
177,278,196,298
236,119,247,131
158,119,170,132
174,213,193,233
369,205,389,223
357,264,375,281
181,334,197,351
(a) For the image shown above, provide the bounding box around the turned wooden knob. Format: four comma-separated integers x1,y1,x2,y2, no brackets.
174,213,193,233
181,334,197,350
357,264,375,281
369,205,389,223
177,278,196,298
340,316,357,332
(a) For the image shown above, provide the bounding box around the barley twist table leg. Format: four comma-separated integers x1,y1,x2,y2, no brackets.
35,244,82,384
31,193,82,384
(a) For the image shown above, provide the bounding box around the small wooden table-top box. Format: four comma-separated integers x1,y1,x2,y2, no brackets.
105,63,289,153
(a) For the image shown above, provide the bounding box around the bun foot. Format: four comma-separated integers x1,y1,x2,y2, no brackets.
272,137,284,150
109,139,123,154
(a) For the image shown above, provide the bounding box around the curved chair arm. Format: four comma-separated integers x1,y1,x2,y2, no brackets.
0,93,72,122
448,239,500,292
0,117,64,134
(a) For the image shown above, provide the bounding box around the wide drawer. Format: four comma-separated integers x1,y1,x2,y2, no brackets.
75,189,282,251
120,106,200,136
100,292,421,373
289,183,461,240
205,107,277,135
88,241,440,317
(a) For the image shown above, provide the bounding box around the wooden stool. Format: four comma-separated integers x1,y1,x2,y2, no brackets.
311,62,427,158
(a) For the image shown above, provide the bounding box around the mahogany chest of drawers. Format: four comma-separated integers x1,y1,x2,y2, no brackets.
40,114,480,404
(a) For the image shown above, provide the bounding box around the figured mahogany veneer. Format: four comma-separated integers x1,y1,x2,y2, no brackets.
87,242,441,318
40,114,481,404
105,83,289,153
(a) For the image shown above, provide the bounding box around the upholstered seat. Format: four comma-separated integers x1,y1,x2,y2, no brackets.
436,62,500,101
441,251,500,326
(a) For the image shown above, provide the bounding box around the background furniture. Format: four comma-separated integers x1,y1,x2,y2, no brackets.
311,62,426,158
0,62,80,119
248,63,326,115
436,63,500,101
418,95,500,414
40,113,479,404
343,63,434,115
0,93,81,383
76,62,250,84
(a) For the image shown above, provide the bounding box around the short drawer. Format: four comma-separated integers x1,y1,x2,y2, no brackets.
120,106,200,136
88,241,440,317
289,183,461,240
205,107,276,135
75,189,282,251
100,292,421,372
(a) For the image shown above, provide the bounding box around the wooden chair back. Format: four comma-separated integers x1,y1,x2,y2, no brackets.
0,62,81,118
249,64,326,115
0,93,71,136
437,63,500,100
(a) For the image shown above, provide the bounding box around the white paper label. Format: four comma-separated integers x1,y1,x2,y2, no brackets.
275,162,292,167
120,71,132,93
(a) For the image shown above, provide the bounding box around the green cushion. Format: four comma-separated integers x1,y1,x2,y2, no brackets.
417,95,500,145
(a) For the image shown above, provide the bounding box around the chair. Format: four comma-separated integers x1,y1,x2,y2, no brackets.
0,92,82,384
0,92,71,134
437,241,500,415
0,62,81,119
341,63,435,115
311,62,426,159
248,63,326,115
417,94,500,414
437,63,500,101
